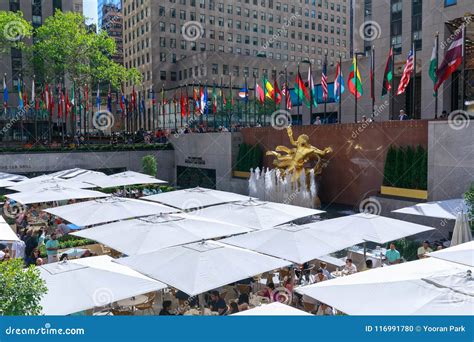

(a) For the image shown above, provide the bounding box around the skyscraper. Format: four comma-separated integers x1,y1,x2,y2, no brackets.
98,0,122,28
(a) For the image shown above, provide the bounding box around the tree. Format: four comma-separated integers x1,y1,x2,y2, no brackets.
394,147,405,188
404,146,415,189
0,259,47,315
142,155,157,177
0,11,32,53
28,10,141,87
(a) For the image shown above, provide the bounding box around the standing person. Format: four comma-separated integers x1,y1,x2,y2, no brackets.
385,242,402,264
24,230,38,259
319,262,332,279
313,116,322,125
26,248,41,266
417,240,433,259
45,233,60,264
398,109,408,121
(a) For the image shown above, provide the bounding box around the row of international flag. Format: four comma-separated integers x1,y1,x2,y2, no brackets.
2,29,463,119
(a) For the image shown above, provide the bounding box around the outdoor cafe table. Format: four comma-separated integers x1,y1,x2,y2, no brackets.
116,295,148,308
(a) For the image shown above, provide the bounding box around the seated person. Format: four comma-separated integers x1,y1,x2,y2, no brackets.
343,258,357,274
362,259,373,271
227,301,240,315
258,282,276,301
314,269,328,282
208,291,227,315
159,300,174,315
316,303,334,316
417,241,433,259
319,262,331,279
385,242,401,264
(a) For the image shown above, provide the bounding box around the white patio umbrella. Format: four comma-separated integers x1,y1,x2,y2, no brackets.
297,257,472,315
233,302,312,316
8,178,97,192
38,255,167,315
116,240,291,296
392,199,468,220
44,197,178,227
0,216,19,242
0,172,28,182
197,199,324,231
303,213,434,244
0,180,16,188
222,223,364,264
86,171,166,189
6,186,109,205
450,213,473,246
428,241,474,267
72,213,253,255
141,187,251,210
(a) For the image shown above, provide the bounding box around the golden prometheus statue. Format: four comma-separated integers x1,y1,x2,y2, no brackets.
266,126,333,182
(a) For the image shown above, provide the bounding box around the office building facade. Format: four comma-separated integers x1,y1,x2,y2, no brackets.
353,0,473,119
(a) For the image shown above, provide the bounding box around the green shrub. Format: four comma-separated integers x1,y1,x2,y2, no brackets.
235,143,262,172
383,145,427,190
142,155,158,177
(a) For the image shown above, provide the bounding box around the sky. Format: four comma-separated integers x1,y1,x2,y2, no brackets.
83,0,98,26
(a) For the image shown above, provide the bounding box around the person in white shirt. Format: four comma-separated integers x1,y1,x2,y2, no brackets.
343,258,357,274
11,239,26,260
316,303,334,316
313,116,322,125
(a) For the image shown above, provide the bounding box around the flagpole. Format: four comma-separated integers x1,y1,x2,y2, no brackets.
284,66,288,112
244,75,248,126
461,21,466,111
371,46,376,119
253,73,257,126
297,63,300,123
390,46,395,120
180,85,183,128
338,54,342,123
412,42,416,119
33,75,38,142
205,79,209,128
228,73,232,128
354,56,358,123
220,77,224,127
434,32,439,119
324,53,327,120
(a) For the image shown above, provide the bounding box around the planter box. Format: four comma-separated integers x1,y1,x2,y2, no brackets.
233,171,251,179
380,186,428,200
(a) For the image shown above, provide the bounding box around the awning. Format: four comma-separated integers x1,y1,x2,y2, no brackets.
115,240,290,296
222,223,364,264
0,216,19,242
86,171,166,189
196,199,324,231
233,302,312,316
296,257,472,315
141,187,251,210
39,255,167,315
44,197,178,227
6,186,109,205
72,213,253,255
303,213,434,244
428,241,474,267
392,199,468,220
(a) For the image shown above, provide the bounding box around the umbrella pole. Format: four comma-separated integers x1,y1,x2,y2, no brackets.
198,293,205,312
363,242,367,261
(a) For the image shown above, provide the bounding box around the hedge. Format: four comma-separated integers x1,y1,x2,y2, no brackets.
0,143,173,154
383,145,427,190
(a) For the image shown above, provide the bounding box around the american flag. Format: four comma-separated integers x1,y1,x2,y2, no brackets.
321,61,328,102
397,49,414,95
